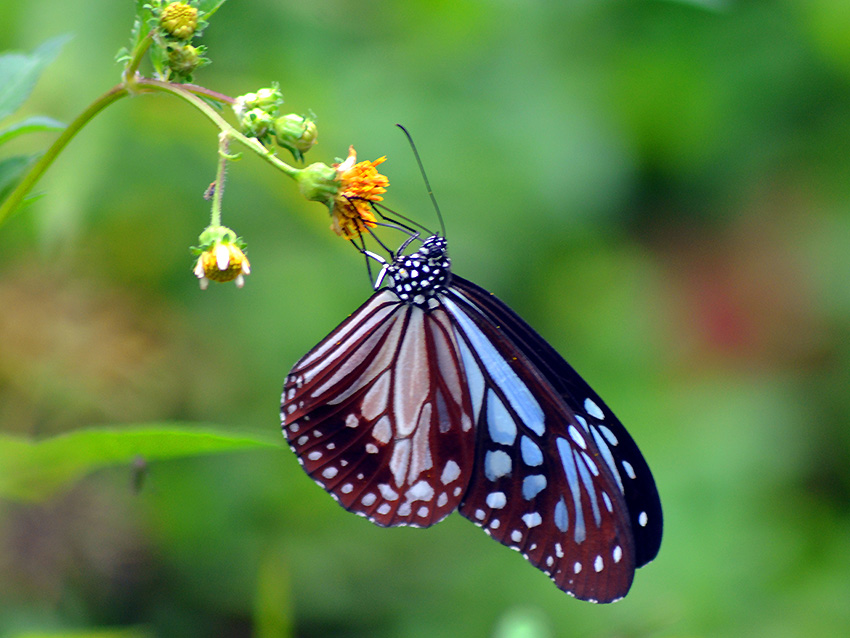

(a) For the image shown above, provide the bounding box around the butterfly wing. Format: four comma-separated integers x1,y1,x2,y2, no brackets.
441,277,661,602
450,275,663,568
282,289,476,528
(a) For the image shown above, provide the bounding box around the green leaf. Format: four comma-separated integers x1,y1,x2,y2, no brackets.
9,627,150,638
0,35,72,122
0,115,65,146
199,0,228,20
0,424,279,502
0,153,39,204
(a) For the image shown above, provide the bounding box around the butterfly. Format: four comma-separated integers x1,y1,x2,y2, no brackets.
280,234,662,603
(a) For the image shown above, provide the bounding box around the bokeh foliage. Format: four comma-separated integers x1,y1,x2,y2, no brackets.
2,1,850,636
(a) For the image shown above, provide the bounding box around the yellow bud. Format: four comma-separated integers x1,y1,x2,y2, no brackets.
161,2,199,40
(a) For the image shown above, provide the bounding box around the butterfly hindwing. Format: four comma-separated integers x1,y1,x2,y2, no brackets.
282,290,476,528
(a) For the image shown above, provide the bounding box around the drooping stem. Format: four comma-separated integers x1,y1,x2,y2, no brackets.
133,79,299,178
210,132,230,228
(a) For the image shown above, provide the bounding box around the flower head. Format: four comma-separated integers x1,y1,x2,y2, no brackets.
330,146,389,239
192,226,250,289
160,2,199,40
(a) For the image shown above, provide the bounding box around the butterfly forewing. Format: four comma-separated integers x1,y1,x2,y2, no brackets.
283,290,476,528
442,291,637,602
449,275,663,568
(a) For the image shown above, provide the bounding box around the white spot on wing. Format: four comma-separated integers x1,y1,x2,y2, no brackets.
594,555,604,572
522,474,547,500
378,484,399,501
568,425,587,449
520,436,543,467
487,391,517,445
584,397,604,420
639,511,648,527
522,512,542,528
405,480,434,502
486,492,507,509
598,424,618,446
554,497,568,533
484,450,512,481
441,460,461,485
372,416,392,444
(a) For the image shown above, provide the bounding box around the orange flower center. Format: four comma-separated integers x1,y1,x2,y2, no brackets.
332,153,389,239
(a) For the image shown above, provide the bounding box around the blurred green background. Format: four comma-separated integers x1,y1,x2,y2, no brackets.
2,0,850,636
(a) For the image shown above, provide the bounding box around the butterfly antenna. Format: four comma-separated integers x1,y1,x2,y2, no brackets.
370,201,433,237
396,124,446,238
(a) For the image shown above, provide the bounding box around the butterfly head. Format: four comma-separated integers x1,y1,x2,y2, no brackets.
386,235,451,308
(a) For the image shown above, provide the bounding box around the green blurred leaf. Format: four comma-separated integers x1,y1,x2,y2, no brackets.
0,424,278,502
199,0,228,20
10,627,150,638
0,153,38,204
0,35,71,122
0,115,65,146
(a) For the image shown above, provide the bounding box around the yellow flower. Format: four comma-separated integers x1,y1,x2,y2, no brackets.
193,241,251,289
330,146,389,239
160,2,199,40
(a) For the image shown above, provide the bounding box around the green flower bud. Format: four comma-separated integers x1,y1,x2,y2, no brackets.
239,107,275,144
167,43,202,77
273,114,318,161
233,86,284,119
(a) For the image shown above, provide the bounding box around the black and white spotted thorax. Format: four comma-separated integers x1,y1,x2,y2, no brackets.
385,235,452,308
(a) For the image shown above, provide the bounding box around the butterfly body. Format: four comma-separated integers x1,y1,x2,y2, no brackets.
281,235,661,603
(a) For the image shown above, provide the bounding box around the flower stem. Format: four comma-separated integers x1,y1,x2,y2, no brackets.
122,30,155,88
0,77,302,229
210,132,230,227
133,79,300,178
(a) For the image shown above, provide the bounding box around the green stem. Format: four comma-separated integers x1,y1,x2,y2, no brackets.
122,30,155,87
210,133,229,227
133,79,300,178
0,84,128,227
0,78,302,229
